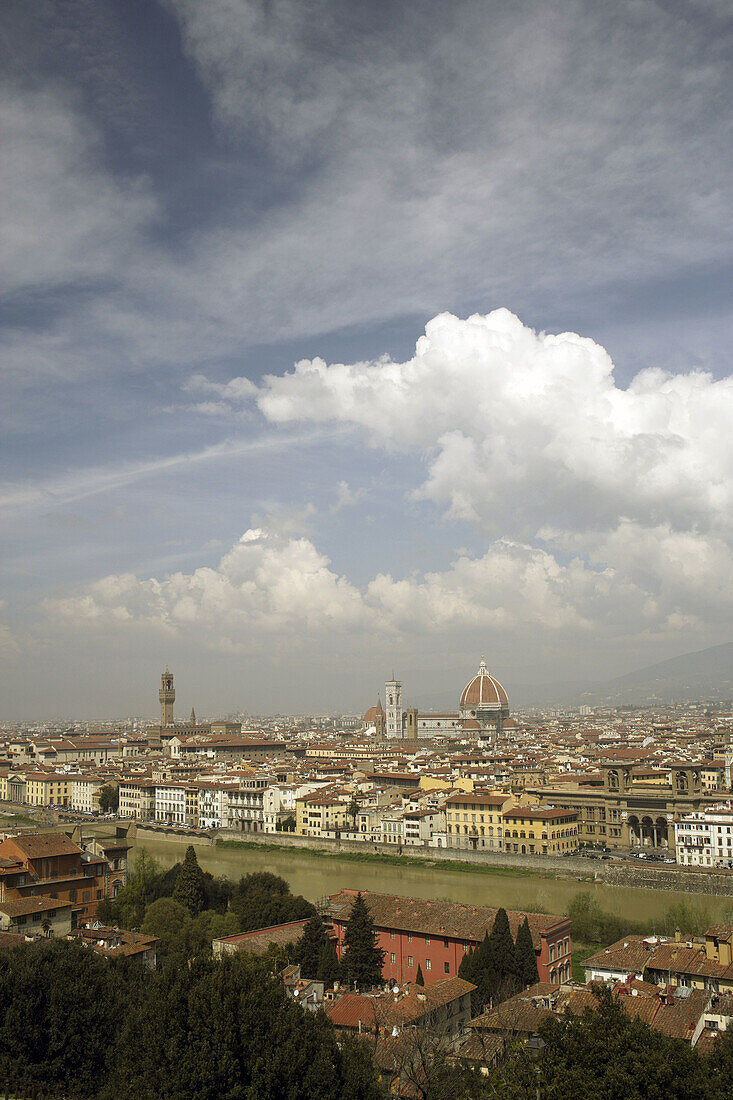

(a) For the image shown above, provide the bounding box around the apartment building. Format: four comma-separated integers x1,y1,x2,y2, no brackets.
226,776,271,831
0,832,110,925
25,772,71,808
118,779,156,821
585,926,733,995
444,792,513,850
70,775,105,814
296,792,350,836
501,806,578,855
154,783,193,825
675,805,733,868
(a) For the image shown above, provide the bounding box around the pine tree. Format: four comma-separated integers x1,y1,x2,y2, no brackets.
172,845,206,915
340,892,385,991
515,916,539,987
415,963,425,986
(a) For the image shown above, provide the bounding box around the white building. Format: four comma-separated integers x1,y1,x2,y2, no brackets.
155,783,189,825
70,775,104,813
197,782,231,829
262,782,326,832
118,779,156,821
675,805,733,868
226,776,272,831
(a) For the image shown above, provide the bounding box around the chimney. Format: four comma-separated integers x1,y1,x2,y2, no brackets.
675,928,681,943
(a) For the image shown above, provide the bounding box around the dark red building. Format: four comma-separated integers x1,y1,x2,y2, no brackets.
326,890,572,986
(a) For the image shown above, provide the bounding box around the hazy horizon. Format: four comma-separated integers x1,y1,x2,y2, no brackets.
2,1,732,719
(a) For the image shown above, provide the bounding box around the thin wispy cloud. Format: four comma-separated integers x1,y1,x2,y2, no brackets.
0,431,318,516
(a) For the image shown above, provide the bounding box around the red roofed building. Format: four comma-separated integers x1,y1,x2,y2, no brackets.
325,890,571,986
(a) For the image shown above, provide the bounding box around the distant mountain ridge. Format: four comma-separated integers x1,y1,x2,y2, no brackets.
416,642,733,711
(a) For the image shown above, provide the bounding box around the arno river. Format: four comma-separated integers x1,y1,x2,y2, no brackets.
130,833,733,929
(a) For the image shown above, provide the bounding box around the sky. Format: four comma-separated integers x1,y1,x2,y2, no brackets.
1,0,732,720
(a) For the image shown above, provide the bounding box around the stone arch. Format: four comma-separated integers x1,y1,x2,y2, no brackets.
627,815,641,844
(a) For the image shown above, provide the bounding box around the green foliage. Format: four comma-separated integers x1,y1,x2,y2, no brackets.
491,985,726,1100
459,909,523,1012
141,897,192,962
0,939,141,1097
340,892,385,991
567,891,644,945
98,784,119,813
105,848,163,929
295,912,339,983
415,963,425,986
230,871,315,932
172,845,206,915
101,847,234,930
103,953,383,1100
515,916,539,987
0,939,383,1100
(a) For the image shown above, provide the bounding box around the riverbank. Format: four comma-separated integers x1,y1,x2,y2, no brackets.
214,837,571,881
130,832,733,929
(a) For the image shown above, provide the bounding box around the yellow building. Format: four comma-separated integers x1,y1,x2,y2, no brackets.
185,786,199,827
25,772,71,808
501,806,578,855
295,794,350,837
445,791,514,851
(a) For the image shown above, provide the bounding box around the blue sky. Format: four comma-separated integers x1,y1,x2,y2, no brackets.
1,0,732,718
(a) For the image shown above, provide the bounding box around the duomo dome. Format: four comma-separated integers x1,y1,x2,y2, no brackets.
459,657,509,715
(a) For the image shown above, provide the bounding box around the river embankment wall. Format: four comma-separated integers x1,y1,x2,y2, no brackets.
134,825,733,897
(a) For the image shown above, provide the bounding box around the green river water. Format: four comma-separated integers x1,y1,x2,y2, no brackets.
130,835,733,930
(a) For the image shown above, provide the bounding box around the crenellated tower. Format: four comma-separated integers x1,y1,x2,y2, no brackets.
159,667,175,727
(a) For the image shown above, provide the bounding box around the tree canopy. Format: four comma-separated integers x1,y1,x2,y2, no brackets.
0,939,383,1100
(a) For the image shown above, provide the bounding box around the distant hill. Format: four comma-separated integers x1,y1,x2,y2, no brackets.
416,642,733,711
593,641,733,706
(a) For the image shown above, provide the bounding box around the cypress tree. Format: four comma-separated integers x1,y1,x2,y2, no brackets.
340,892,385,991
172,845,206,915
295,913,332,980
515,915,539,987
488,908,521,1001
415,963,425,986
317,937,340,986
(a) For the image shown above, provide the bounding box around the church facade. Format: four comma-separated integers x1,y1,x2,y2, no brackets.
364,658,510,743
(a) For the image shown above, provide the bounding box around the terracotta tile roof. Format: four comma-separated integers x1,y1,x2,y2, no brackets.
583,937,654,974
1,833,82,860
0,896,73,916
326,977,474,1030
213,919,311,956
470,997,553,1035
326,890,565,949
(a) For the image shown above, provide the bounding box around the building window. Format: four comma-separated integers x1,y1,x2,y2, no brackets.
390,930,395,940
407,956,413,967
444,962,450,974
390,953,396,964
426,959,431,970
425,936,431,945
407,933,412,943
